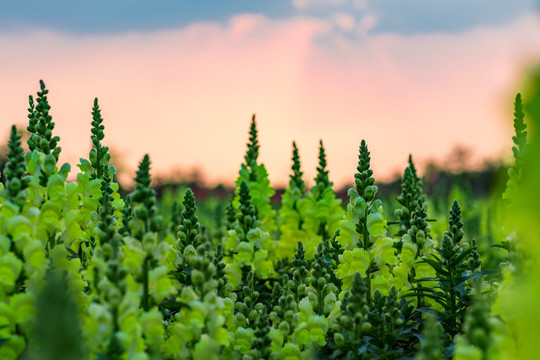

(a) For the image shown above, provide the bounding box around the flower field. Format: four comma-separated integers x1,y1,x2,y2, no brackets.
0,79,539,359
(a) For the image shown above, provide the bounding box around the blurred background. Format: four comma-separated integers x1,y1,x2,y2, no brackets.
1,0,539,196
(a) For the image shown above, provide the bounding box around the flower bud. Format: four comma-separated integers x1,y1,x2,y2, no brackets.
191,269,205,286
364,186,374,199
279,321,290,334
361,322,372,331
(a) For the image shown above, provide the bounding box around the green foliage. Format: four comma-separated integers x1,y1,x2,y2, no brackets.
0,82,530,360
411,201,483,340
415,314,445,360
330,273,414,359
28,267,85,360
455,296,491,358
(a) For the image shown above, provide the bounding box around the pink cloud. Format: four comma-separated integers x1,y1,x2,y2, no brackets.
0,14,539,188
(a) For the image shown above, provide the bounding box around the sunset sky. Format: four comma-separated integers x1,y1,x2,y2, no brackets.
1,1,540,188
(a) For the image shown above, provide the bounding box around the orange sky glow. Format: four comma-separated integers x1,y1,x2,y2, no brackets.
1,14,540,188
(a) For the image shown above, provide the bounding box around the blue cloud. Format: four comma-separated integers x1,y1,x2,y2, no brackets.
0,1,292,34
0,0,537,35
367,0,539,34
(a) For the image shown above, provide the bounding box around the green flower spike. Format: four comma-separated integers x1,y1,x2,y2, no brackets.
503,93,527,204
131,154,161,236
354,140,377,202
96,171,117,243
26,80,61,160
119,194,133,236
3,125,30,206
314,140,330,198
408,155,423,198
128,154,168,311
94,172,127,359
169,200,182,235
244,115,260,175
289,241,309,302
235,271,264,328
466,238,482,275
277,141,308,259
237,180,259,238
26,80,65,186
88,98,111,180
409,198,431,255
308,243,339,315
234,115,276,232
290,141,306,192
225,200,237,231
300,140,343,249
335,139,389,297
369,286,405,355
269,280,297,337
248,305,273,359
331,272,371,358
395,163,424,238
511,93,527,169
177,188,201,253
213,243,231,297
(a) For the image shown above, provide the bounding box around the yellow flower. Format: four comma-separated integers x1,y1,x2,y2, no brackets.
233,327,254,354
336,248,369,289
0,254,23,291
